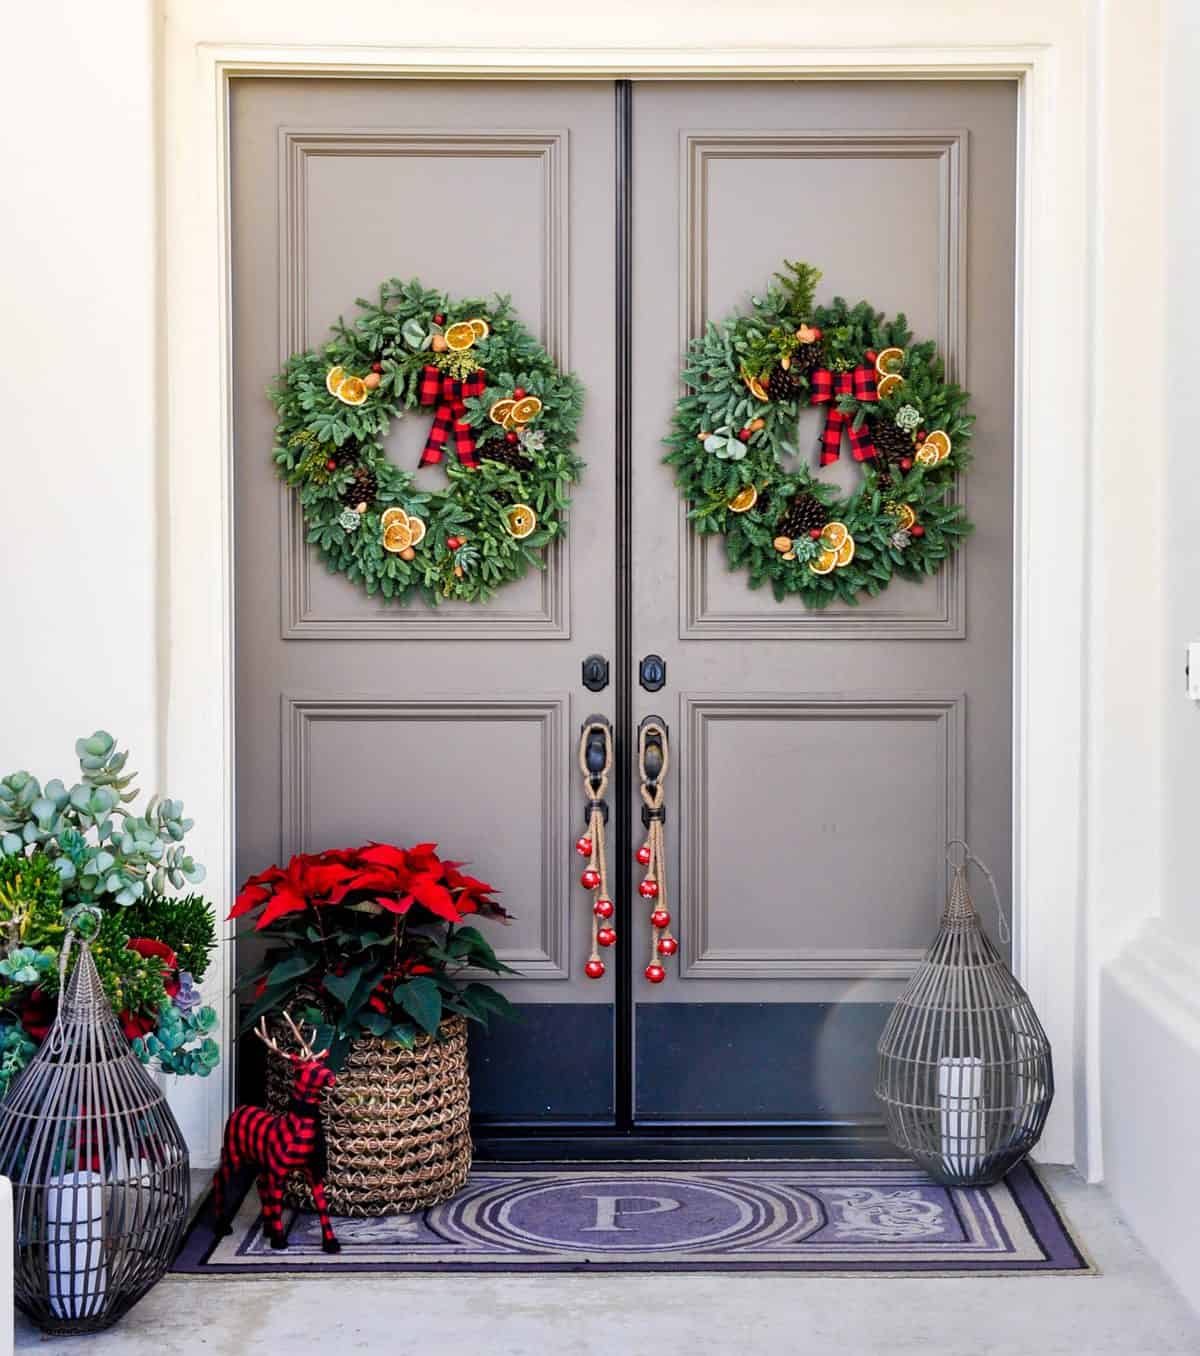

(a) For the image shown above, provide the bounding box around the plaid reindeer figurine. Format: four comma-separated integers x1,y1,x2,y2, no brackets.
212,1012,340,1253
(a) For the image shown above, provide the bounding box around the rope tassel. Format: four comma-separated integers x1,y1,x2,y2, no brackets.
637,720,675,982
577,722,614,980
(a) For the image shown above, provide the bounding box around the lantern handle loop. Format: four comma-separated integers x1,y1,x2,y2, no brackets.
47,906,104,1052
945,840,1010,946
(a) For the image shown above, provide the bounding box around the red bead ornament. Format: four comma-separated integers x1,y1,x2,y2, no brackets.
593,897,614,919
581,867,601,890
585,959,606,980
737,428,752,442
326,458,338,471
575,835,593,857
636,843,652,866
447,536,462,550
650,908,671,930
900,457,913,471
810,528,822,539
433,313,445,325
638,879,659,899
506,431,519,444
911,524,926,538
865,349,877,363
657,935,679,957
596,927,617,948
512,387,526,400
371,362,383,374
644,963,666,984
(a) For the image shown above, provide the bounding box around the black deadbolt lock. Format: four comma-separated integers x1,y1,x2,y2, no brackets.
581,654,609,693
639,654,667,692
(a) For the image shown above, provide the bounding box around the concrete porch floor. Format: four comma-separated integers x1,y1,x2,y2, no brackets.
17,1167,1200,1355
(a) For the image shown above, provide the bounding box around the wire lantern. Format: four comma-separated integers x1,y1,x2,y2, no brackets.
0,912,190,1334
875,842,1053,1187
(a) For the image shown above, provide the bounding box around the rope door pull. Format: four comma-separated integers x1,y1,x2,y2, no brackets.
577,717,615,980
637,716,676,982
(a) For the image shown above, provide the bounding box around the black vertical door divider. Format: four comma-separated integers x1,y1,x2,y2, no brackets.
613,80,635,1131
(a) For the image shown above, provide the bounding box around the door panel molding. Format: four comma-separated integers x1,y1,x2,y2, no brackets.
679,691,966,979
678,130,968,640
277,128,571,640
281,693,572,977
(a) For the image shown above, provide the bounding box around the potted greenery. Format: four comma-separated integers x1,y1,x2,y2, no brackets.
232,840,514,1215
0,733,219,1089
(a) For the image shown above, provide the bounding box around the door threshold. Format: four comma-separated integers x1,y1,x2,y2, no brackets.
473,1126,896,1162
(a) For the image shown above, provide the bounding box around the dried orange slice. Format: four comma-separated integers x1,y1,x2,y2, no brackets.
773,536,793,554
923,429,952,462
820,521,849,552
505,503,537,539
336,376,368,406
729,485,758,513
875,347,905,376
383,521,413,553
468,317,490,341
743,372,769,402
835,535,856,567
381,507,410,530
444,322,477,351
915,443,940,467
326,365,347,396
889,503,916,531
489,398,516,425
510,396,542,424
809,548,838,575
876,373,905,399
406,515,426,546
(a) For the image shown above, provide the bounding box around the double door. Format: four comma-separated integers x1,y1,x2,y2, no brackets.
232,77,1017,1140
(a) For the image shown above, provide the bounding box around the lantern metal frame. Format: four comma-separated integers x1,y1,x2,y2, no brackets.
875,842,1054,1187
0,914,190,1334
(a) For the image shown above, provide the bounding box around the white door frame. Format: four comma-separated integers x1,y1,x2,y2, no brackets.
163,40,1085,1168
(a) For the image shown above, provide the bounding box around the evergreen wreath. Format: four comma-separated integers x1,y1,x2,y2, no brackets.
665,262,975,606
269,279,584,604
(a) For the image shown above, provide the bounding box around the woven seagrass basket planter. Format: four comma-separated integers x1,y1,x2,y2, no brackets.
266,1015,471,1216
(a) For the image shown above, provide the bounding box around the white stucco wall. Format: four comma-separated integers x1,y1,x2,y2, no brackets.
0,0,159,784
1099,0,1200,1317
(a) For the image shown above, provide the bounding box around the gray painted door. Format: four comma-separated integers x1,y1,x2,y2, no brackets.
231,79,619,1121
232,77,1017,1132
630,81,1016,1122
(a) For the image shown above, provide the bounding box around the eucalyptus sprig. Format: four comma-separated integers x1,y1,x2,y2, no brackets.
0,733,205,906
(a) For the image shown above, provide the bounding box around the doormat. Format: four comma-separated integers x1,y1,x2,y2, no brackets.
174,1160,1089,1275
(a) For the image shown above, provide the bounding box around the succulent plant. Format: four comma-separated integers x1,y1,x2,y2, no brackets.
0,1022,36,1098
134,998,219,1077
0,732,205,908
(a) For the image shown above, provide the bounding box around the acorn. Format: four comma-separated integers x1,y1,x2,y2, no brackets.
400,546,415,561
432,335,449,353
363,372,381,390
773,536,793,554
747,418,765,432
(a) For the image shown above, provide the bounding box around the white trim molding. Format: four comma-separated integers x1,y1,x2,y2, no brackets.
163,26,1087,1167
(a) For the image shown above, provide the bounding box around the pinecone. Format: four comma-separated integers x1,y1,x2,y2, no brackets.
791,341,826,377
327,439,360,469
339,465,378,511
871,418,913,467
766,364,803,402
778,492,828,540
481,442,534,473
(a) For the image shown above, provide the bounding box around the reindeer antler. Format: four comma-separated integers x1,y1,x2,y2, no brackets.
280,1009,329,1063
254,1010,329,1063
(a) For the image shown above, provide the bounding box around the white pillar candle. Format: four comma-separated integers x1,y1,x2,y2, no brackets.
938,1057,985,1179
46,1172,106,1319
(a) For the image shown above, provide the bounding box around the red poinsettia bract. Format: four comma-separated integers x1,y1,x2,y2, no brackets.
230,842,507,930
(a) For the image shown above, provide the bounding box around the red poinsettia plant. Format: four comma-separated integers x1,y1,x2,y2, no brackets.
231,841,515,1067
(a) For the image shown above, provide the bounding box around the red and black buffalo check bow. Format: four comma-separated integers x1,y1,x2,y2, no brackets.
810,360,879,466
417,365,487,468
